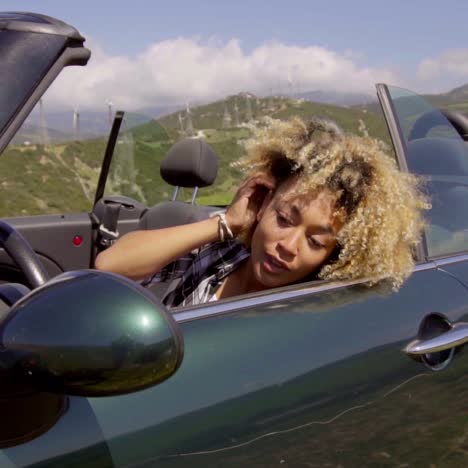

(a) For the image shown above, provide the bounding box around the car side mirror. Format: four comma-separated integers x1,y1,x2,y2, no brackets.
0,270,183,397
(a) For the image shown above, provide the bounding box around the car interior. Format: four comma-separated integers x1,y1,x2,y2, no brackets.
406,112,468,257
93,136,224,298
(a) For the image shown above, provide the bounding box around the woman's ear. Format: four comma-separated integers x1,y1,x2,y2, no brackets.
256,190,273,222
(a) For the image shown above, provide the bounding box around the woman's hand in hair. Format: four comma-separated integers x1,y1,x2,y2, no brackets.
225,173,275,236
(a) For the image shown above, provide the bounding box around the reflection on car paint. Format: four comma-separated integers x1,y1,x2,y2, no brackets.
89,268,468,468
129,372,432,463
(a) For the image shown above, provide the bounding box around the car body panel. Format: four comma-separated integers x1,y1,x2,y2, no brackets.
82,267,467,467
0,214,93,278
8,267,465,467
0,397,113,467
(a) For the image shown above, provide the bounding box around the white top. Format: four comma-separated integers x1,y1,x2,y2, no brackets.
208,292,219,302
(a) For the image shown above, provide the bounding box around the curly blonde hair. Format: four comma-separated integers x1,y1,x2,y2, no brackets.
235,117,429,290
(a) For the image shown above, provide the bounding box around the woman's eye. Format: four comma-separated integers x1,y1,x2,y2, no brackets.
308,236,325,249
276,212,291,226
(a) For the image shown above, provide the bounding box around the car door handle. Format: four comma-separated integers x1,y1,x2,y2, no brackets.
403,322,468,356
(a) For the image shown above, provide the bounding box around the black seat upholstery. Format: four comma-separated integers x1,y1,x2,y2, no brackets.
139,138,220,230
159,138,218,187
406,137,468,176
139,200,214,230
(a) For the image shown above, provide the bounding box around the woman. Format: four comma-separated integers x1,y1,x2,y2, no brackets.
95,117,428,307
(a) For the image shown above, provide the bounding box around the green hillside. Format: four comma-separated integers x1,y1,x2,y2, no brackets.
159,94,389,142
157,94,390,205
359,82,468,115
424,83,468,113
0,95,389,217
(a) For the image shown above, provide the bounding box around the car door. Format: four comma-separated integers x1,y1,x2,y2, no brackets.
0,265,465,467
83,265,468,468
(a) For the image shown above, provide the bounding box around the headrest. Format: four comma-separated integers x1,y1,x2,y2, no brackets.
441,110,468,141
160,138,219,188
407,137,468,176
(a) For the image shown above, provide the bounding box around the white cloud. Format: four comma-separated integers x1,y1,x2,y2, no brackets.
417,49,468,81
45,37,401,111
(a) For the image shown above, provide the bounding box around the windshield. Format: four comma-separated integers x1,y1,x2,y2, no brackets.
0,30,66,138
387,86,461,143
386,85,468,258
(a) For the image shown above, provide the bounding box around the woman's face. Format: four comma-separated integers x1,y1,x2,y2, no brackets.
249,179,342,289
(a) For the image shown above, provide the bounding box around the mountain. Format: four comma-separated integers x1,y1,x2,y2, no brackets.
10,123,72,145
296,90,375,107
423,83,468,113
158,93,388,140
136,104,186,119
16,110,156,144
356,82,468,115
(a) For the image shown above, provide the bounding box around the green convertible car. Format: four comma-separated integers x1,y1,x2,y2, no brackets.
0,12,467,468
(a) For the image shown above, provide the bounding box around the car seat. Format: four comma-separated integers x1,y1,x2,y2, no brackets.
139,138,220,230
139,138,221,298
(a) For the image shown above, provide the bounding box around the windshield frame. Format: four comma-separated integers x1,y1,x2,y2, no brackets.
376,83,409,172
376,83,427,263
93,111,126,205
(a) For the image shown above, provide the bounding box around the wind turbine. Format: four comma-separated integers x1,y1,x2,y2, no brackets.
222,100,232,128
233,99,240,127
287,68,294,98
106,99,114,126
178,112,185,135
268,87,274,111
245,94,253,122
73,107,80,141
185,102,194,136
38,99,50,146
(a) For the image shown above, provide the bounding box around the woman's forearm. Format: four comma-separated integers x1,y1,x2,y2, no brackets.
95,217,220,279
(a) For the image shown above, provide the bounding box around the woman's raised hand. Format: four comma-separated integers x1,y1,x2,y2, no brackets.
225,173,275,236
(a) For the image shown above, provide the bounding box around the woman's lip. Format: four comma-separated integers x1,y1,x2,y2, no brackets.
263,254,289,273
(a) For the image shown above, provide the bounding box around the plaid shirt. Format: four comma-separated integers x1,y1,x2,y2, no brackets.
144,239,250,308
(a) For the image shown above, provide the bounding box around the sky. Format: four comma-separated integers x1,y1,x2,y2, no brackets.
3,0,468,111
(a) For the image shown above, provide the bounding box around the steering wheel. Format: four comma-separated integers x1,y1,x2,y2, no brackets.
0,221,49,289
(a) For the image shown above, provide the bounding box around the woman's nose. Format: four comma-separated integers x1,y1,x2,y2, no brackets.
278,229,301,257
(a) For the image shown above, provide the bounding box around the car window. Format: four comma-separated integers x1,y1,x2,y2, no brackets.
103,113,175,206
386,85,468,258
